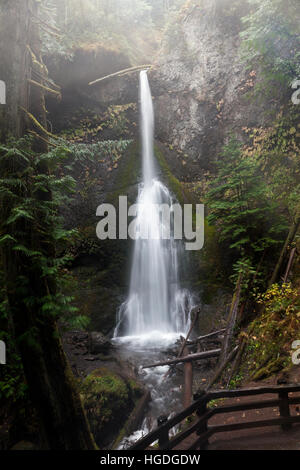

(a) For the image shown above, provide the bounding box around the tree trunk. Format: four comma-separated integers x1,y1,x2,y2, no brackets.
1,1,97,450
283,247,297,283
0,0,30,140
219,272,242,366
269,211,300,286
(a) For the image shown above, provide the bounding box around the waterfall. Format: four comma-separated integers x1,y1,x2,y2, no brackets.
114,71,194,340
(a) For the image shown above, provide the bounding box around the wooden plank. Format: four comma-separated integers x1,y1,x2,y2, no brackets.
143,349,221,369
209,414,300,434
190,415,300,450
212,398,281,415
169,395,300,450
206,383,300,401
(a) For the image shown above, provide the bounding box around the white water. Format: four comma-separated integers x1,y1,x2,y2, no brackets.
113,71,196,449
114,71,194,340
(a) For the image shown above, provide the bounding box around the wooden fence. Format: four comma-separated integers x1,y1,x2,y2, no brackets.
129,383,300,450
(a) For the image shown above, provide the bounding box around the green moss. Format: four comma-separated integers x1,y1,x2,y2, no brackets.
80,367,141,447
154,144,225,302
154,144,193,205
108,140,141,206
251,357,286,381
238,283,300,382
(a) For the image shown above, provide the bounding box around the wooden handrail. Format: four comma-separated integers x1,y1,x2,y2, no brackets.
129,383,300,450
129,395,207,450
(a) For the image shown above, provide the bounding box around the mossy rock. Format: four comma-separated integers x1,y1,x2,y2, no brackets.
252,357,286,381
107,140,141,206
80,367,143,447
154,143,194,205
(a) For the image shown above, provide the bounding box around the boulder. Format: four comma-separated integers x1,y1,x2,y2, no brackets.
89,331,111,355
80,367,144,447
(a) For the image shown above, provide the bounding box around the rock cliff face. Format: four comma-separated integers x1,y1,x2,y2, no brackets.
45,2,265,333
152,0,266,174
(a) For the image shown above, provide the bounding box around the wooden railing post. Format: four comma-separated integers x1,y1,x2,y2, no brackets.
278,391,291,431
157,415,169,448
183,346,193,409
195,392,209,449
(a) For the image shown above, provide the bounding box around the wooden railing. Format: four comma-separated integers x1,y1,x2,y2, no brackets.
129,383,300,450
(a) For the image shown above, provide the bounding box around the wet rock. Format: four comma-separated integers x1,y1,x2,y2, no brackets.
72,331,89,343
89,331,111,355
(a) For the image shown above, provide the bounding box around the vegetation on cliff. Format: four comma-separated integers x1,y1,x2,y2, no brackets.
0,0,299,451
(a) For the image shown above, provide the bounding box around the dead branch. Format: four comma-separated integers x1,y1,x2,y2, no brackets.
269,209,300,286
219,272,242,366
178,308,200,357
143,349,221,369
20,107,56,139
31,69,61,91
28,130,57,147
28,79,61,98
205,346,239,391
163,307,200,381
283,247,297,283
88,65,153,86
186,328,226,346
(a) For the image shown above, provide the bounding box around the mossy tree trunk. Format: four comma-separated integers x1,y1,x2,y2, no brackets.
1,0,96,449
0,0,30,140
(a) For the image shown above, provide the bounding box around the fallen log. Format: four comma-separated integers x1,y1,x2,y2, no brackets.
163,307,200,381
143,349,221,369
88,65,153,86
219,272,242,366
186,328,226,345
269,209,300,286
226,340,247,388
206,346,239,391
283,246,296,283
178,308,200,357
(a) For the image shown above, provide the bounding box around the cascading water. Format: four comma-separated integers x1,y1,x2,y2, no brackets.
113,71,196,448
114,70,194,340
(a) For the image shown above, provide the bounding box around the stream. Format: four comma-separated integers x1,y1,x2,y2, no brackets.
113,333,187,448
